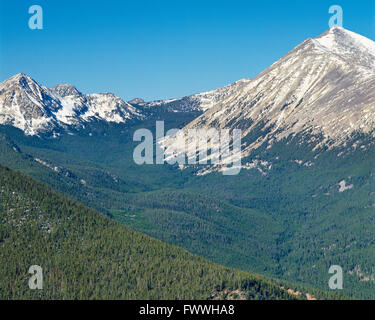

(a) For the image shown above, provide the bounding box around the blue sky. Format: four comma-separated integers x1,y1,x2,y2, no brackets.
1,0,375,101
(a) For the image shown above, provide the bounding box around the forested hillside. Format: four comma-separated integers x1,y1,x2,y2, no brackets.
0,165,320,300
0,123,369,299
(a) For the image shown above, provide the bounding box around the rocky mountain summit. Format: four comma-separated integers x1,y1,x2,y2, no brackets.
0,73,142,135
174,27,375,157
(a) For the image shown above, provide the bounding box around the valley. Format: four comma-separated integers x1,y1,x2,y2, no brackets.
1,165,307,299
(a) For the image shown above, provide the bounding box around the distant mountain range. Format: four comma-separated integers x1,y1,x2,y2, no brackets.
0,72,252,136
0,73,143,135
1,27,375,146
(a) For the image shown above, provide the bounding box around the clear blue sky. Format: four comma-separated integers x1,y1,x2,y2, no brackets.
1,0,375,101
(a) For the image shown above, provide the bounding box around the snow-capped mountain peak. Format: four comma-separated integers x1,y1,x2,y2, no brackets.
3,73,58,107
0,74,142,135
313,26,375,69
7,73,34,86
0,73,62,135
167,27,375,162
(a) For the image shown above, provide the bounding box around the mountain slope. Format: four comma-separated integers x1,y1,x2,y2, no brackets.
0,164,326,300
174,27,375,161
142,78,252,112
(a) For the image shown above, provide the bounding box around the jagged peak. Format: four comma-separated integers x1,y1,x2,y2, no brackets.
9,72,31,80
51,84,82,97
2,73,39,87
0,73,49,103
129,98,145,105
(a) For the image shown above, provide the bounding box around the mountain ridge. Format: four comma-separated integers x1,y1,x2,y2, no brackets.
0,73,143,135
2,27,375,145
166,27,375,165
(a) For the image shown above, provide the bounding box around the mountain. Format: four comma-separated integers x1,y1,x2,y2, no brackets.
128,97,145,105
0,73,62,135
0,72,225,135
143,78,252,112
170,27,375,164
0,164,333,300
0,73,142,135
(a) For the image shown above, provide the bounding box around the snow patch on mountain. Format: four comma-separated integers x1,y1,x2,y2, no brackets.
314,27,375,69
